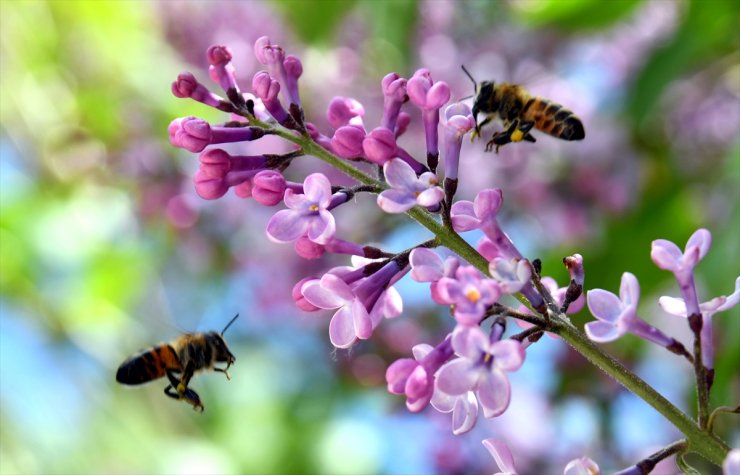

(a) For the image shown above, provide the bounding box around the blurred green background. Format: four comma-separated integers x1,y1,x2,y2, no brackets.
1,1,738,474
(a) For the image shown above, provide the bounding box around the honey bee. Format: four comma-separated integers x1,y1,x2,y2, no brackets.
116,314,238,412
462,66,585,153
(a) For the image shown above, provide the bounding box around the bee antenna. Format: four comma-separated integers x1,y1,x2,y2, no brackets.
221,313,239,336
461,64,477,91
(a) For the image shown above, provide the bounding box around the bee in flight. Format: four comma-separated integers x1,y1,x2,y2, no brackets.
462,66,585,153
116,314,238,412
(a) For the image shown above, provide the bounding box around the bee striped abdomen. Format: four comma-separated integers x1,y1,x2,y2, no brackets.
116,344,182,385
524,97,585,141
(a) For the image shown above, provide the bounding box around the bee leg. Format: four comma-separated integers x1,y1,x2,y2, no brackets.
214,367,232,381
473,117,493,142
164,384,204,412
176,361,196,396
486,131,514,153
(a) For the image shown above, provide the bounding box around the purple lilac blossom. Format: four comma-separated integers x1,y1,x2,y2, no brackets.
659,277,740,369
489,257,532,294
407,68,451,161
171,72,227,109
207,45,239,94
651,228,712,319
377,159,444,213
266,173,336,244
252,71,290,124
380,72,407,131
586,272,677,349
482,438,518,475
386,336,454,412
434,266,501,325
442,102,475,182
436,325,525,418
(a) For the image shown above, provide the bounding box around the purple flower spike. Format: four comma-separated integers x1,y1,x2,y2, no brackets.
207,45,239,95
489,258,532,294
331,125,366,159
252,71,290,124
442,103,475,182
386,336,454,412
659,277,740,369
266,173,336,245
651,228,712,318
377,159,444,214
362,127,397,165
436,326,525,418
563,457,600,475
171,72,227,110
482,438,518,475
407,68,451,160
586,272,675,348
435,266,501,325
327,97,365,129
381,72,408,131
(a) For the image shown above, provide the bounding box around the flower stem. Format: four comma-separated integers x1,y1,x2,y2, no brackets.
263,122,730,466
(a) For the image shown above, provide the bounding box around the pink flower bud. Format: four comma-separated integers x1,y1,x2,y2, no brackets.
331,126,366,159
251,170,286,206
252,71,280,101
363,127,396,165
284,55,303,80
171,72,198,98
327,97,365,129
293,277,321,312
207,45,232,65
295,236,326,259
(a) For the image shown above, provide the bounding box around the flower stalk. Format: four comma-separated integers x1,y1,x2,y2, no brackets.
242,114,730,466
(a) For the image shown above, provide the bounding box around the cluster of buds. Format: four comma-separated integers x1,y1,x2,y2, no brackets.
169,36,739,473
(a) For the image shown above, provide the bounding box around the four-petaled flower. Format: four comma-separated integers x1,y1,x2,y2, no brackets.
436,326,525,418
266,173,336,245
377,159,444,213
434,266,501,325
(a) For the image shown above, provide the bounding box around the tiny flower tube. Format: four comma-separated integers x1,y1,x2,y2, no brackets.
266,173,336,244
168,117,267,153
207,45,240,95
171,72,229,110
327,96,365,129
651,228,712,320
442,102,475,182
377,158,444,214
385,335,454,412
252,71,290,124
482,438,518,475
306,122,335,152
380,72,408,131
586,273,690,359
407,68,451,166
294,236,366,260
293,277,320,312
283,54,303,106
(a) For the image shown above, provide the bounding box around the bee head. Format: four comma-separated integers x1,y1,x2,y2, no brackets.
207,332,236,368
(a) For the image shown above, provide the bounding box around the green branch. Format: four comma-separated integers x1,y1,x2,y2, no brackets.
264,121,730,466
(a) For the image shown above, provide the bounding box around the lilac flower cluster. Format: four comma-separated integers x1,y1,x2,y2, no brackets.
169,36,737,473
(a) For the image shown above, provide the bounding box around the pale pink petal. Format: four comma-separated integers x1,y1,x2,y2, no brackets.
379,287,403,319
383,158,418,189
266,210,309,242
430,388,456,413
482,438,517,474
377,189,416,213
451,325,488,360
717,277,740,311
686,228,712,261
651,239,683,271
411,343,434,361
450,200,480,231
451,392,478,435
619,272,640,308
434,277,463,304
563,456,601,475
410,248,444,282
283,188,305,210
352,298,373,340
585,320,623,342
658,296,688,317
477,368,510,418
319,273,355,302
416,187,444,207
473,189,503,222
307,210,335,244
490,340,525,372
329,306,358,348
303,173,331,206
436,358,479,395
586,289,623,323
404,365,430,399
386,358,417,394
301,279,346,309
